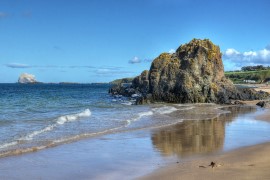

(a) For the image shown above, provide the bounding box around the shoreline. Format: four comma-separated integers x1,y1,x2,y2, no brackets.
0,102,269,179
140,141,270,180
140,107,270,180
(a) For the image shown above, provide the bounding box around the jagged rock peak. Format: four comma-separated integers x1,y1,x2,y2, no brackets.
110,39,269,104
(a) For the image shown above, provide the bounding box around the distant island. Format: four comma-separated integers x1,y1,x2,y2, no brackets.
18,73,39,84
17,73,109,85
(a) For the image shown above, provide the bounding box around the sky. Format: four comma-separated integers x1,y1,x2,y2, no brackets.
0,0,270,83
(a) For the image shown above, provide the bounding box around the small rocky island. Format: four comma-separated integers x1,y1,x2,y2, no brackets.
110,39,269,104
18,73,38,84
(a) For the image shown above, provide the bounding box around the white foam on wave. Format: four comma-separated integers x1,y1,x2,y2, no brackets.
126,111,154,125
138,111,154,117
0,141,18,150
20,125,56,141
57,109,91,125
0,109,92,149
121,101,133,106
153,106,178,114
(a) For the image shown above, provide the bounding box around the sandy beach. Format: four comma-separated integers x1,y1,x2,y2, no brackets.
1,104,270,179
254,84,270,94
140,141,270,180
140,108,270,180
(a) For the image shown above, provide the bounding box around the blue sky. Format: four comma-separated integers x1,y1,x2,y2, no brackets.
1,0,270,83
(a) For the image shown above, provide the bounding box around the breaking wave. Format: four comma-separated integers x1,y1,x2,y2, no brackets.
126,111,154,125
153,106,178,114
0,109,91,149
57,109,91,125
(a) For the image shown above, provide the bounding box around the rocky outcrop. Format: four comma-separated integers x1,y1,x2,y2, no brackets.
109,39,269,104
256,101,269,108
18,73,38,84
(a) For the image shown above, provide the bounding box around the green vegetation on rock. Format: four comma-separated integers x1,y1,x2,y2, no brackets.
110,77,134,85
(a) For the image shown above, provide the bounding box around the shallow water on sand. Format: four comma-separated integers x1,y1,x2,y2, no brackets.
0,106,270,179
0,84,229,158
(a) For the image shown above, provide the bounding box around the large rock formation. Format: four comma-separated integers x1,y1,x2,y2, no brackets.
18,73,38,84
110,39,269,104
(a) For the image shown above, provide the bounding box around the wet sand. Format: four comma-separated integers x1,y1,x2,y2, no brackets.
140,108,270,180
0,105,270,179
140,142,270,180
256,109,270,122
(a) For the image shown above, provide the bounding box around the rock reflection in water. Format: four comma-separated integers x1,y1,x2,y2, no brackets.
151,106,256,157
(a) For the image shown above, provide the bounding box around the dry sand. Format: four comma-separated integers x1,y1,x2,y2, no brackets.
140,107,270,180
254,84,270,94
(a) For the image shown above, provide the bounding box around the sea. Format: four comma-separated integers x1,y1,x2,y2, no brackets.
2,83,270,179
1,83,270,160
0,83,201,157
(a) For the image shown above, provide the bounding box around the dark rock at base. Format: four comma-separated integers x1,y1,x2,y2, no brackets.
109,39,270,104
135,94,153,105
232,100,245,105
256,101,269,108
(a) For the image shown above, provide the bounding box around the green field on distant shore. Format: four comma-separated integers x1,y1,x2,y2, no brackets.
225,70,270,84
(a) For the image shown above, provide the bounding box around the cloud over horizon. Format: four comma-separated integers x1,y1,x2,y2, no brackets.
223,45,270,70
128,56,153,64
168,49,176,54
5,63,31,68
95,68,134,76
129,56,141,64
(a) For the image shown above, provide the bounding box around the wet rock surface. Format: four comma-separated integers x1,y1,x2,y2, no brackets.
109,39,269,104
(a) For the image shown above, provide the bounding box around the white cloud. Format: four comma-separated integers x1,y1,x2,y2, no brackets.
128,57,153,64
224,48,240,56
243,51,257,56
223,45,270,70
129,56,141,64
5,63,31,68
168,49,175,54
95,68,133,75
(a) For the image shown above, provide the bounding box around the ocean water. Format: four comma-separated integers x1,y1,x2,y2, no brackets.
1,83,269,160
0,83,212,157
1,83,270,179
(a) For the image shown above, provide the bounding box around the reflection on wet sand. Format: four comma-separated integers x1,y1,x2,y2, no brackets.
151,106,256,157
